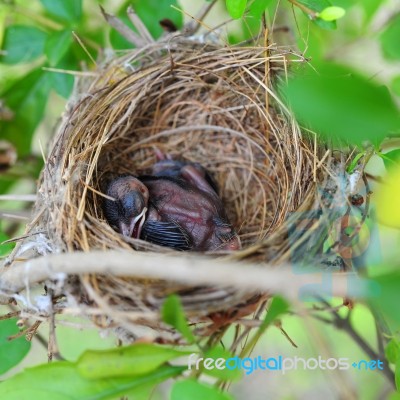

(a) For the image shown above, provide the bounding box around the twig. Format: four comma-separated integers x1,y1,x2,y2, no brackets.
0,251,365,301
72,31,97,66
181,0,218,36
127,6,154,43
47,290,63,361
100,6,145,48
0,194,36,202
287,0,318,19
313,298,395,387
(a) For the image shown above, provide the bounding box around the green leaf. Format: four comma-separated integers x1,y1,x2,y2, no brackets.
0,232,14,257
48,51,78,99
161,294,196,343
202,346,242,381
45,30,72,66
368,270,400,327
248,0,273,17
346,152,365,173
134,0,183,39
296,0,336,30
77,343,189,379
40,0,82,23
361,0,383,23
318,6,345,21
381,149,400,170
385,339,400,364
110,0,183,49
375,166,400,229
281,63,400,146
171,379,234,400
50,70,74,99
261,296,289,329
1,69,52,156
391,75,400,97
380,15,400,60
313,17,336,30
0,362,184,400
396,358,400,391
0,318,31,374
297,0,331,12
226,0,247,19
0,25,47,64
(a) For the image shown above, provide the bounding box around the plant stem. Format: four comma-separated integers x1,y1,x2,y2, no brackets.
287,0,318,19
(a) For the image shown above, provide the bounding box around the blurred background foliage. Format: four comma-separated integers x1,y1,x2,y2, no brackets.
1,0,400,399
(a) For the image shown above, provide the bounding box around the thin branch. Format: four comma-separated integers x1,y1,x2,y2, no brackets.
100,6,145,48
313,298,395,387
181,0,218,36
0,194,36,202
0,251,364,301
127,6,154,43
287,0,318,19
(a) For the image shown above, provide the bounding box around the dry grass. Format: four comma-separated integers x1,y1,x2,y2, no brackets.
2,31,368,343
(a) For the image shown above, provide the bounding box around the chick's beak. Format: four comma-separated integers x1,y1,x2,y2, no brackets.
120,207,148,239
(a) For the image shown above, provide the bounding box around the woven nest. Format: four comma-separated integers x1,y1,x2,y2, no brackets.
3,27,369,343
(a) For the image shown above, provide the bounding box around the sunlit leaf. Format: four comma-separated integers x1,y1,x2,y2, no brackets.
381,149,400,171
45,30,72,66
318,6,345,21
281,63,400,146
392,75,400,97
0,362,184,400
297,0,331,12
77,343,189,379
375,166,400,228
162,294,195,343
346,152,365,174
171,379,234,400
261,296,289,329
226,0,247,19
248,0,273,17
202,346,242,381
385,339,400,364
40,0,82,23
0,25,47,64
368,271,400,329
0,318,31,374
296,0,336,30
361,0,384,23
396,358,400,391
380,15,400,60
388,392,400,400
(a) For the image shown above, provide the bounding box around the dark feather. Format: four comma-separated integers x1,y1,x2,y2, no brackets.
150,160,219,194
141,220,192,251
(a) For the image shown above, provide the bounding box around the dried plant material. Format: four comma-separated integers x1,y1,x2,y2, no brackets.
1,23,368,344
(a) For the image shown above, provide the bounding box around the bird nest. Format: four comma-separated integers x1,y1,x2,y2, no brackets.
1,26,369,344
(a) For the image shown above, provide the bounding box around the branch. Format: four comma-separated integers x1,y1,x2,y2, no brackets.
100,6,146,48
1,251,365,301
313,298,395,387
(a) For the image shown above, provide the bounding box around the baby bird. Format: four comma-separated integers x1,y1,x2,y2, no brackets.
103,175,149,239
103,160,240,252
